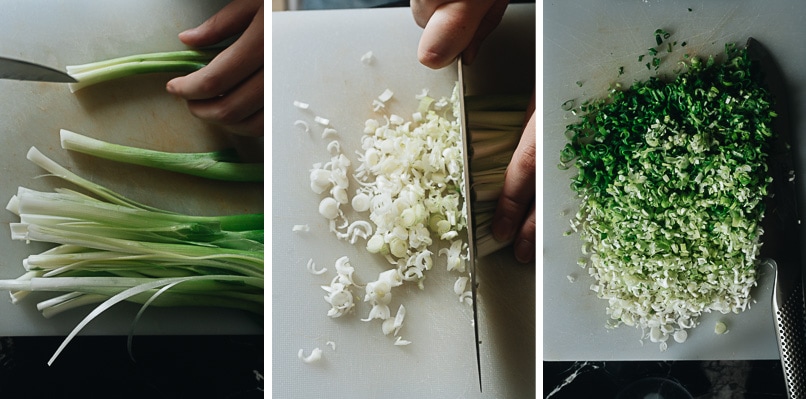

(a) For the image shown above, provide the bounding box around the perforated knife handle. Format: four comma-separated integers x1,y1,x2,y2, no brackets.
773,262,806,399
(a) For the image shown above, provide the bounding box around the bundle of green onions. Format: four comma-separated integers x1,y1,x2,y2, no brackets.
0,146,263,365
466,93,531,257
65,49,220,92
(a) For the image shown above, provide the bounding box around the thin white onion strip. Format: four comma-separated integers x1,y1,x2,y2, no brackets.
37,292,106,319
293,100,310,110
31,274,262,366
126,280,184,360
394,336,411,346
326,341,336,351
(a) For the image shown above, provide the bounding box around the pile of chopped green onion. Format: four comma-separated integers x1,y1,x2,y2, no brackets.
561,41,775,349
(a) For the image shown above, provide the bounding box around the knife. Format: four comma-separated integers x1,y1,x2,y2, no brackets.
0,56,76,83
748,37,806,399
457,58,482,392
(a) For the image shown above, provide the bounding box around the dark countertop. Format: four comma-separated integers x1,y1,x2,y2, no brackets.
0,335,263,398
544,360,786,398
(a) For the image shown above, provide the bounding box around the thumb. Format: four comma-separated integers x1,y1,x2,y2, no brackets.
417,0,497,69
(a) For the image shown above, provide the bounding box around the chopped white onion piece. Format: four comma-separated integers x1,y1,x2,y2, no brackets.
327,140,341,155
351,192,370,212
372,99,385,112
361,51,374,65
392,304,405,335
306,258,327,275
378,88,394,103
414,88,429,100
334,256,355,284
381,305,406,336
366,234,385,254
298,347,322,363
293,100,309,110
319,197,340,220
294,120,309,133
326,341,336,351
394,337,411,346
459,290,473,305
714,321,728,335
309,168,331,195
454,276,469,295
322,128,338,139
292,224,310,232
673,329,688,343
389,114,404,125
314,116,330,126
346,221,372,244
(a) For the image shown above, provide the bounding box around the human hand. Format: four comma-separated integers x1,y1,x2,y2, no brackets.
411,0,509,69
491,93,536,263
166,0,264,137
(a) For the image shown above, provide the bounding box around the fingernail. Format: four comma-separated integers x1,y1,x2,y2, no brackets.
165,80,177,94
515,239,534,264
491,217,514,242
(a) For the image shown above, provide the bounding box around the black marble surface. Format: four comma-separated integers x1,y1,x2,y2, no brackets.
544,360,786,398
0,335,263,398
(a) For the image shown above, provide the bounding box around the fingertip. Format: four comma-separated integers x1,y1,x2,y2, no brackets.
417,47,454,70
491,215,515,242
514,239,535,264
178,27,205,47
165,77,181,95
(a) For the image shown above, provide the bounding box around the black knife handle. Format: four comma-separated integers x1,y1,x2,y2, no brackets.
773,266,806,399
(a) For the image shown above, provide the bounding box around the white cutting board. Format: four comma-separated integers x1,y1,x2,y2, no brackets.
0,0,263,336
272,5,535,398
544,0,806,360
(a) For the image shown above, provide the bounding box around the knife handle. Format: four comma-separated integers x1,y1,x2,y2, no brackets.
773,263,806,399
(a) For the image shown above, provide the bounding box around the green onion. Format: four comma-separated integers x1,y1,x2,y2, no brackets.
59,129,262,182
66,49,220,92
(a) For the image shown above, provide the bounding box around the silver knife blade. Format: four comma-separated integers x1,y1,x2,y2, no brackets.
0,56,76,83
457,58,482,392
748,37,806,399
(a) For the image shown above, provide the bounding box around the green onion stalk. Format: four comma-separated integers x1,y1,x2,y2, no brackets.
60,129,262,182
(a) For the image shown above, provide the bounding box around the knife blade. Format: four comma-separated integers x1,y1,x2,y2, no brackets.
0,56,76,83
747,37,806,399
457,58,482,392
